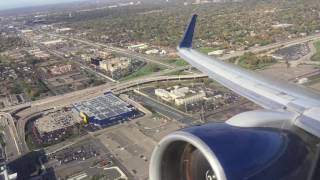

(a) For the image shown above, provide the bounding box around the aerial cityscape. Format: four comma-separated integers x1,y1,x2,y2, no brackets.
1,0,320,180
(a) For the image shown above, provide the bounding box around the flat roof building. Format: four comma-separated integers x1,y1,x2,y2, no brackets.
42,39,65,46
155,86,207,106
56,28,72,33
128,44,148,51
73,93,135,126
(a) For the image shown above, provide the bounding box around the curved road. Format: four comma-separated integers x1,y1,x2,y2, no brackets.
0,113,22,160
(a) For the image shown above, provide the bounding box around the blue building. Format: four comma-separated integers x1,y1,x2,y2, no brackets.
73,92,135,126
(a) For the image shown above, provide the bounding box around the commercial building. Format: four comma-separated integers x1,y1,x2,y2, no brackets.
271,24,293,29
27,48,50,59
99,60,108,71
49,64,72,75
98,51,113,59
99,57,131,73
145,49,159,55
297,78,309,84
21,29,33,34
155,89,171,101
73,93,135,126
155,86,207,106
208,49,225,56
41,39,65,46
175,91,206,106
55,28,72,33
128,44,148,51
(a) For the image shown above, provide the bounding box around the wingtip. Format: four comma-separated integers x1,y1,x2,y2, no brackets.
179,14,198,49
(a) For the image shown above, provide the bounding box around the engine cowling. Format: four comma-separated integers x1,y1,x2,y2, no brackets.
149,123,311,180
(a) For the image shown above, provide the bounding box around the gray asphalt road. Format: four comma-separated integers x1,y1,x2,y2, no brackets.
0,113,22,160
133,94,200,126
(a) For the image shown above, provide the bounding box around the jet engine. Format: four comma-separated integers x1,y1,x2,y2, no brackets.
149,122,314,180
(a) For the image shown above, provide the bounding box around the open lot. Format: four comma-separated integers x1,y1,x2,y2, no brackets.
259,63,318,81
136,113,183,142
97,124,156,180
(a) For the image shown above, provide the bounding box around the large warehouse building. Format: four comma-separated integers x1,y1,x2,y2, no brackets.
73,92,136,126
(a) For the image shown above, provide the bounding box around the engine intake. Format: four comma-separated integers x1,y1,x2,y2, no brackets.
149,123,310,180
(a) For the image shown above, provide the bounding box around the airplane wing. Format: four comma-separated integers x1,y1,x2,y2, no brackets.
177,14,320,137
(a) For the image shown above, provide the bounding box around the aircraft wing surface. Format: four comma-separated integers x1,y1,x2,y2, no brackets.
178,14,320,137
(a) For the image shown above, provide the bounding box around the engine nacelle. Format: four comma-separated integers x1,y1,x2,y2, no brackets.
149,123,311,180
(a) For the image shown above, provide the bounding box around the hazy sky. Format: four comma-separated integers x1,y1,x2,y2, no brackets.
0,0,82,10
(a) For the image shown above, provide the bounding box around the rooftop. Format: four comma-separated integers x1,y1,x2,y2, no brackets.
73,93,133,121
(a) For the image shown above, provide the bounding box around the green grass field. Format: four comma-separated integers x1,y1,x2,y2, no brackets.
163,58,189,67
238,60,276,70
311,41,320,61
121,63,166,81
197,47,220,54
236,52,277,70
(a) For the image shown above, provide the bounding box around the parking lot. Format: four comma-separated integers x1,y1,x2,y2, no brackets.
47,143,99,165
273,43,310,60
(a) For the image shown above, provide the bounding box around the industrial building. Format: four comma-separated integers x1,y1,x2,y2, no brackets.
73,92,136,126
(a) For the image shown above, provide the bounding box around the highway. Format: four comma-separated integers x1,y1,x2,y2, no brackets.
9,74,207,154
0,113,22,160
1,74,207,112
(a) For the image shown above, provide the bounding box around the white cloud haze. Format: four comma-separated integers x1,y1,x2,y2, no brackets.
0,0,82,10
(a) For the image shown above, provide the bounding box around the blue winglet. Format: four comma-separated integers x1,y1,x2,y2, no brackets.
179,14,198,48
